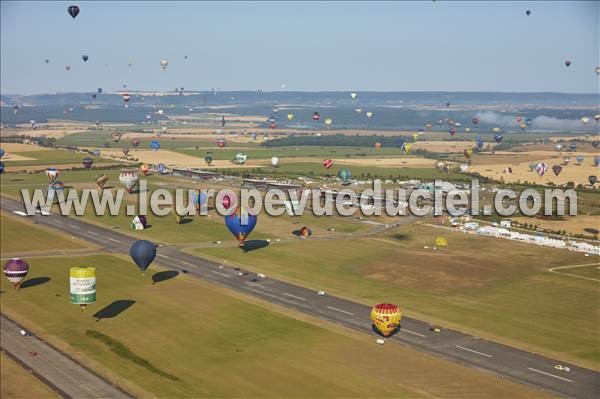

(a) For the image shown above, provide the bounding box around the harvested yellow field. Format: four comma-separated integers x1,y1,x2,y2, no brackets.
470,154,599,185
331,157,436,167
511,215,600,236
412,140,496,153
0,143,49,152
97,149,268,168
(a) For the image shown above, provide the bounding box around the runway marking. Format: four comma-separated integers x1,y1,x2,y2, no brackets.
548,263,600,282
528,368,574,382
105,237,120,243
87,231,99,236
245,281,264,288
69,225,81,230
157,254,170,259
53,220,63,224
282,293,306,301
211,270,230,277
401,329,426,338
327,306,354,315
12,211,27,216
176,260,197,268
456,345,493,358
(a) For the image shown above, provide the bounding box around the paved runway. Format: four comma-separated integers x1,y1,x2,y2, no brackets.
1,197,599,399
1,314,132,398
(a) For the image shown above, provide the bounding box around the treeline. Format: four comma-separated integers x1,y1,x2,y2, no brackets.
262,134,415,148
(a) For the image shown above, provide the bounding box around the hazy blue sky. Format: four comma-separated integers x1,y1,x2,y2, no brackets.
1,1,598,94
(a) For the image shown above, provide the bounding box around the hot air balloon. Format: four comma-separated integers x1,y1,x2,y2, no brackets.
535,162,548,177
159,60,168,69
370,304,401,337
119,170,139,193
298,226,312,238
465,127,471,133
3,258,29,290
554,143,563,152
526,10,531,15
593,141,600,149
552,165,562,176
82,55,88,62
445,102,451,108
366,111,373,118
494,132,504,143
401,142,412,154
225,207,257,245
270,121,276,129
449,128,456,136
67,5,80,19
122,147,130,157
324,117,333,126
355,108,363,114
65,65,71,71
82,157,93,169
0,162,4,174
45,58,50,64
565,60,571,67
589,176,597,185
519,122,527,130
204,155,213,166
563,156,571,165
122,93,131,104
580,116,590,125
374,142,382,150
594,114,600,122
338,168,352,185
464,148,473,159
47,181,65,203
46,168,59,183
111,131,122,143
231,153,247,165
140,164,150,176
595,67,600,75
350,92,357,100
435,160,448,173
286,113,294,121
594,156,600,166
575,156,584,165
95,174,108,190
323,159,333,169
150,140,160,151
216,138,227,148
222,194,232,210
476,137,484,149
156,163,168,175
0,148,5,158
130,240,157,275
131,138,140,148
503,167,513,174
189,190,208,211
312,112,320,121
69,267,95,311
271,156,279,167
435,236,448,247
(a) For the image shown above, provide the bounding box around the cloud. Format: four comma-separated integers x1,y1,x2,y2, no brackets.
474,111,587,131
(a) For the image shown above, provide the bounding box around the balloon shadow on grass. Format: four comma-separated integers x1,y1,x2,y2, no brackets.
20,277,51,289
241,240,269,253
93,300,136,321
584,228,599,235
152,270,179,285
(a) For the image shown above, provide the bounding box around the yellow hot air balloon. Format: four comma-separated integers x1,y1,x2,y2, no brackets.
374,142,382,150
519,122,527,130
464,148,473,159
287,113,294,121
412,133,419,141
324,117,333,126
402,143,412,154
371,303,402,337
435,236,448,247
70,267,96,311
492,127,501,133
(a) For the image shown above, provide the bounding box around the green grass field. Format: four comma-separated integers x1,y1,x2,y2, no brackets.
197,223,599,367
0,217,542,398
1,352,60,399
4,150,114,167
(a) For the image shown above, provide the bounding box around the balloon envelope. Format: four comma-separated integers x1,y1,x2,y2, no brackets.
130,240,157,273
225,208,257,244
67,5,79,18
3,258,29,289
371,304,401,337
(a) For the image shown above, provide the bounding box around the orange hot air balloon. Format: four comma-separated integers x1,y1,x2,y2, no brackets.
140,164,150,176
371,303,401,337
374,142,382,150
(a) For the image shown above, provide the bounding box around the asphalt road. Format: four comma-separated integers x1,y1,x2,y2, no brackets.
1,197,599,399
1,314,131,399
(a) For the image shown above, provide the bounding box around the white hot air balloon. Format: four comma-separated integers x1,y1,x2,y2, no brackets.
580,116,590,125
160,60,168,69
350,92,357,100
366,111,373,118
271,157,279,167
119,170,139,194
324,117,333,126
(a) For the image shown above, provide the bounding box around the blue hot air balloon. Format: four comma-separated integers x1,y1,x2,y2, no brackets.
494,133,504,143
156,163,168,175
150,140,160,151
594,156,600,166
525,118,532,126
338,168,352,184
476,137,484,149
0,161,4,174
130,240,157,274
225,208,257,245
189,190,208,210
0,148,5,158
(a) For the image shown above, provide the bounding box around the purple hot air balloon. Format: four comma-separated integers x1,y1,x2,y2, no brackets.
3,258,30,289
82,157,93,169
